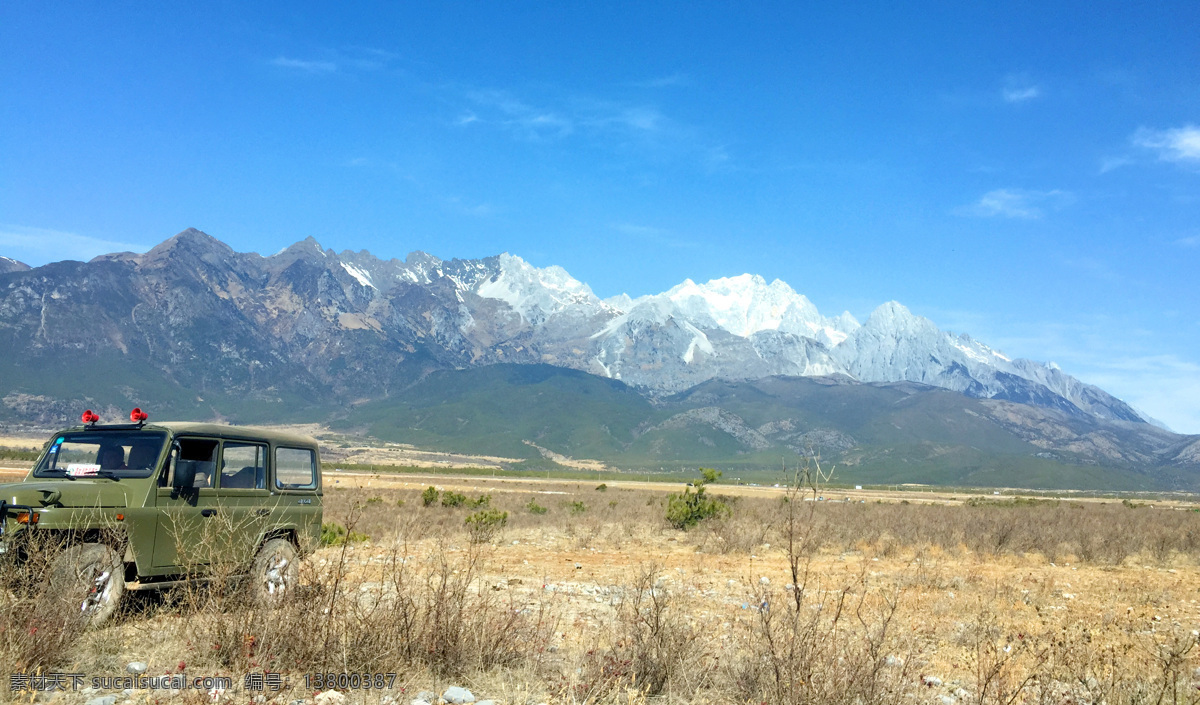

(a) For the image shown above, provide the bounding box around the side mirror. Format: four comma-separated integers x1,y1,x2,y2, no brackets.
174,460,197,492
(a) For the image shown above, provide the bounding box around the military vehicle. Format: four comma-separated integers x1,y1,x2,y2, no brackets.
0,408,322,624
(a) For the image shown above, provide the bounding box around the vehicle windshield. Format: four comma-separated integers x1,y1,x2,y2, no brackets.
33,431,168,480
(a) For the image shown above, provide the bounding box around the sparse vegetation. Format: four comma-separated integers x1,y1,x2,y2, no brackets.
8,472,1200,704
422,485,439,506
665,467,731,530
319,520,368,546
440,490,468,508
465,508,508,543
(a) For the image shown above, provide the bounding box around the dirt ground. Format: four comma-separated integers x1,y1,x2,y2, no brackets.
8,457,1200,703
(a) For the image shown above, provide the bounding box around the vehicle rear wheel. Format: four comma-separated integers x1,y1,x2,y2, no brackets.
49,543,125,627
251,538,298,603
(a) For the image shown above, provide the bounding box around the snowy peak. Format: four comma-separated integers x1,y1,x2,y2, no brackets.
664,274,812,336
4,229,1154,429
622,272,857,347
475,253,601,324
861,301,933,334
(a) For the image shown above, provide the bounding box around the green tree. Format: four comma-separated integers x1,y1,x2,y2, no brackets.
465,509,509,543
665,468,730,530
441,491,467,507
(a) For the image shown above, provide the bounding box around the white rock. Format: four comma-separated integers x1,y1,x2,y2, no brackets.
442,686,475,704
314,691,345,705
759,577,770,585
126,662,148,675
922,675,943,687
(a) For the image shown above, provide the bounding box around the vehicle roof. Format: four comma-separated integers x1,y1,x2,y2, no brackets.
55,422,319,448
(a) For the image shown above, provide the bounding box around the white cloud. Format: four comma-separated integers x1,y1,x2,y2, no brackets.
465,90,574,139
0,225,147,265
457,85,726,169
1002,85,1041,103
610,107,663,132
270,56,337,74
1098,156,1132,174
464,90,677,141
1133,125,1200,163
955,188,1069,219
1175,235,1200,248
1000,74,1042,103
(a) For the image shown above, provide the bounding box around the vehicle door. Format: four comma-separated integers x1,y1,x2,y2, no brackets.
214,440,271,565
152,436,221,570
272,446,322,550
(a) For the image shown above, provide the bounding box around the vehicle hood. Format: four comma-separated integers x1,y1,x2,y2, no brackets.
1,481,130,508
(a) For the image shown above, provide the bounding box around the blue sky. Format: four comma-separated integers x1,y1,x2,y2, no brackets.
2,2,1199,431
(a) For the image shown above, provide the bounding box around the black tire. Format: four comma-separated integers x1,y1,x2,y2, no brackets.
49,543,125,627
250,538,298,603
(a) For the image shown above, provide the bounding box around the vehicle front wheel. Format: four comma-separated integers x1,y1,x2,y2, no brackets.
250,538,299,603
49,543,125,627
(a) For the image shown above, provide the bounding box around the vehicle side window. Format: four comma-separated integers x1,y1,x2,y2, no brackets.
275,447,317,490
175,438,218,490
220,443,266,490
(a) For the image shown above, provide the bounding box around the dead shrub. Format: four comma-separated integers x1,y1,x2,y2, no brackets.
572,564,715,701
728,458,917,705
171,510,558,679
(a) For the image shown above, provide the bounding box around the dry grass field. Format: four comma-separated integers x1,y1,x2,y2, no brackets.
6,465,1200,704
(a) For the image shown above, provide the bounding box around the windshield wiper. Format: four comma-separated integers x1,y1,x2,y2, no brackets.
38,469,76,481
38,469,122,481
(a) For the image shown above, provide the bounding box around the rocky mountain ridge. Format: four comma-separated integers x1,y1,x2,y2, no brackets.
1,228,1193,479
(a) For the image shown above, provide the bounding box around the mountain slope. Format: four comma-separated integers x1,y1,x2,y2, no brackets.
0,229,1145,427
340,365,1200,490
1,228,1190,490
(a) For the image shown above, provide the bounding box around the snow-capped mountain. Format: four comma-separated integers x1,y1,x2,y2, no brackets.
0,256,30,275
0,229,1148,427
830,302,1144,422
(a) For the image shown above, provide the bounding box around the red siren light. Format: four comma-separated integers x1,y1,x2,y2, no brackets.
130,408,148,423
81,410,99,424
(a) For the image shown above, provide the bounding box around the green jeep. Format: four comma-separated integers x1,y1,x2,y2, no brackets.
0,410,323,624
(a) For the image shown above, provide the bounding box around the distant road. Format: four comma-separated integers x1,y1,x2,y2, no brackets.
4,465,1190,508
326,469,1006,506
